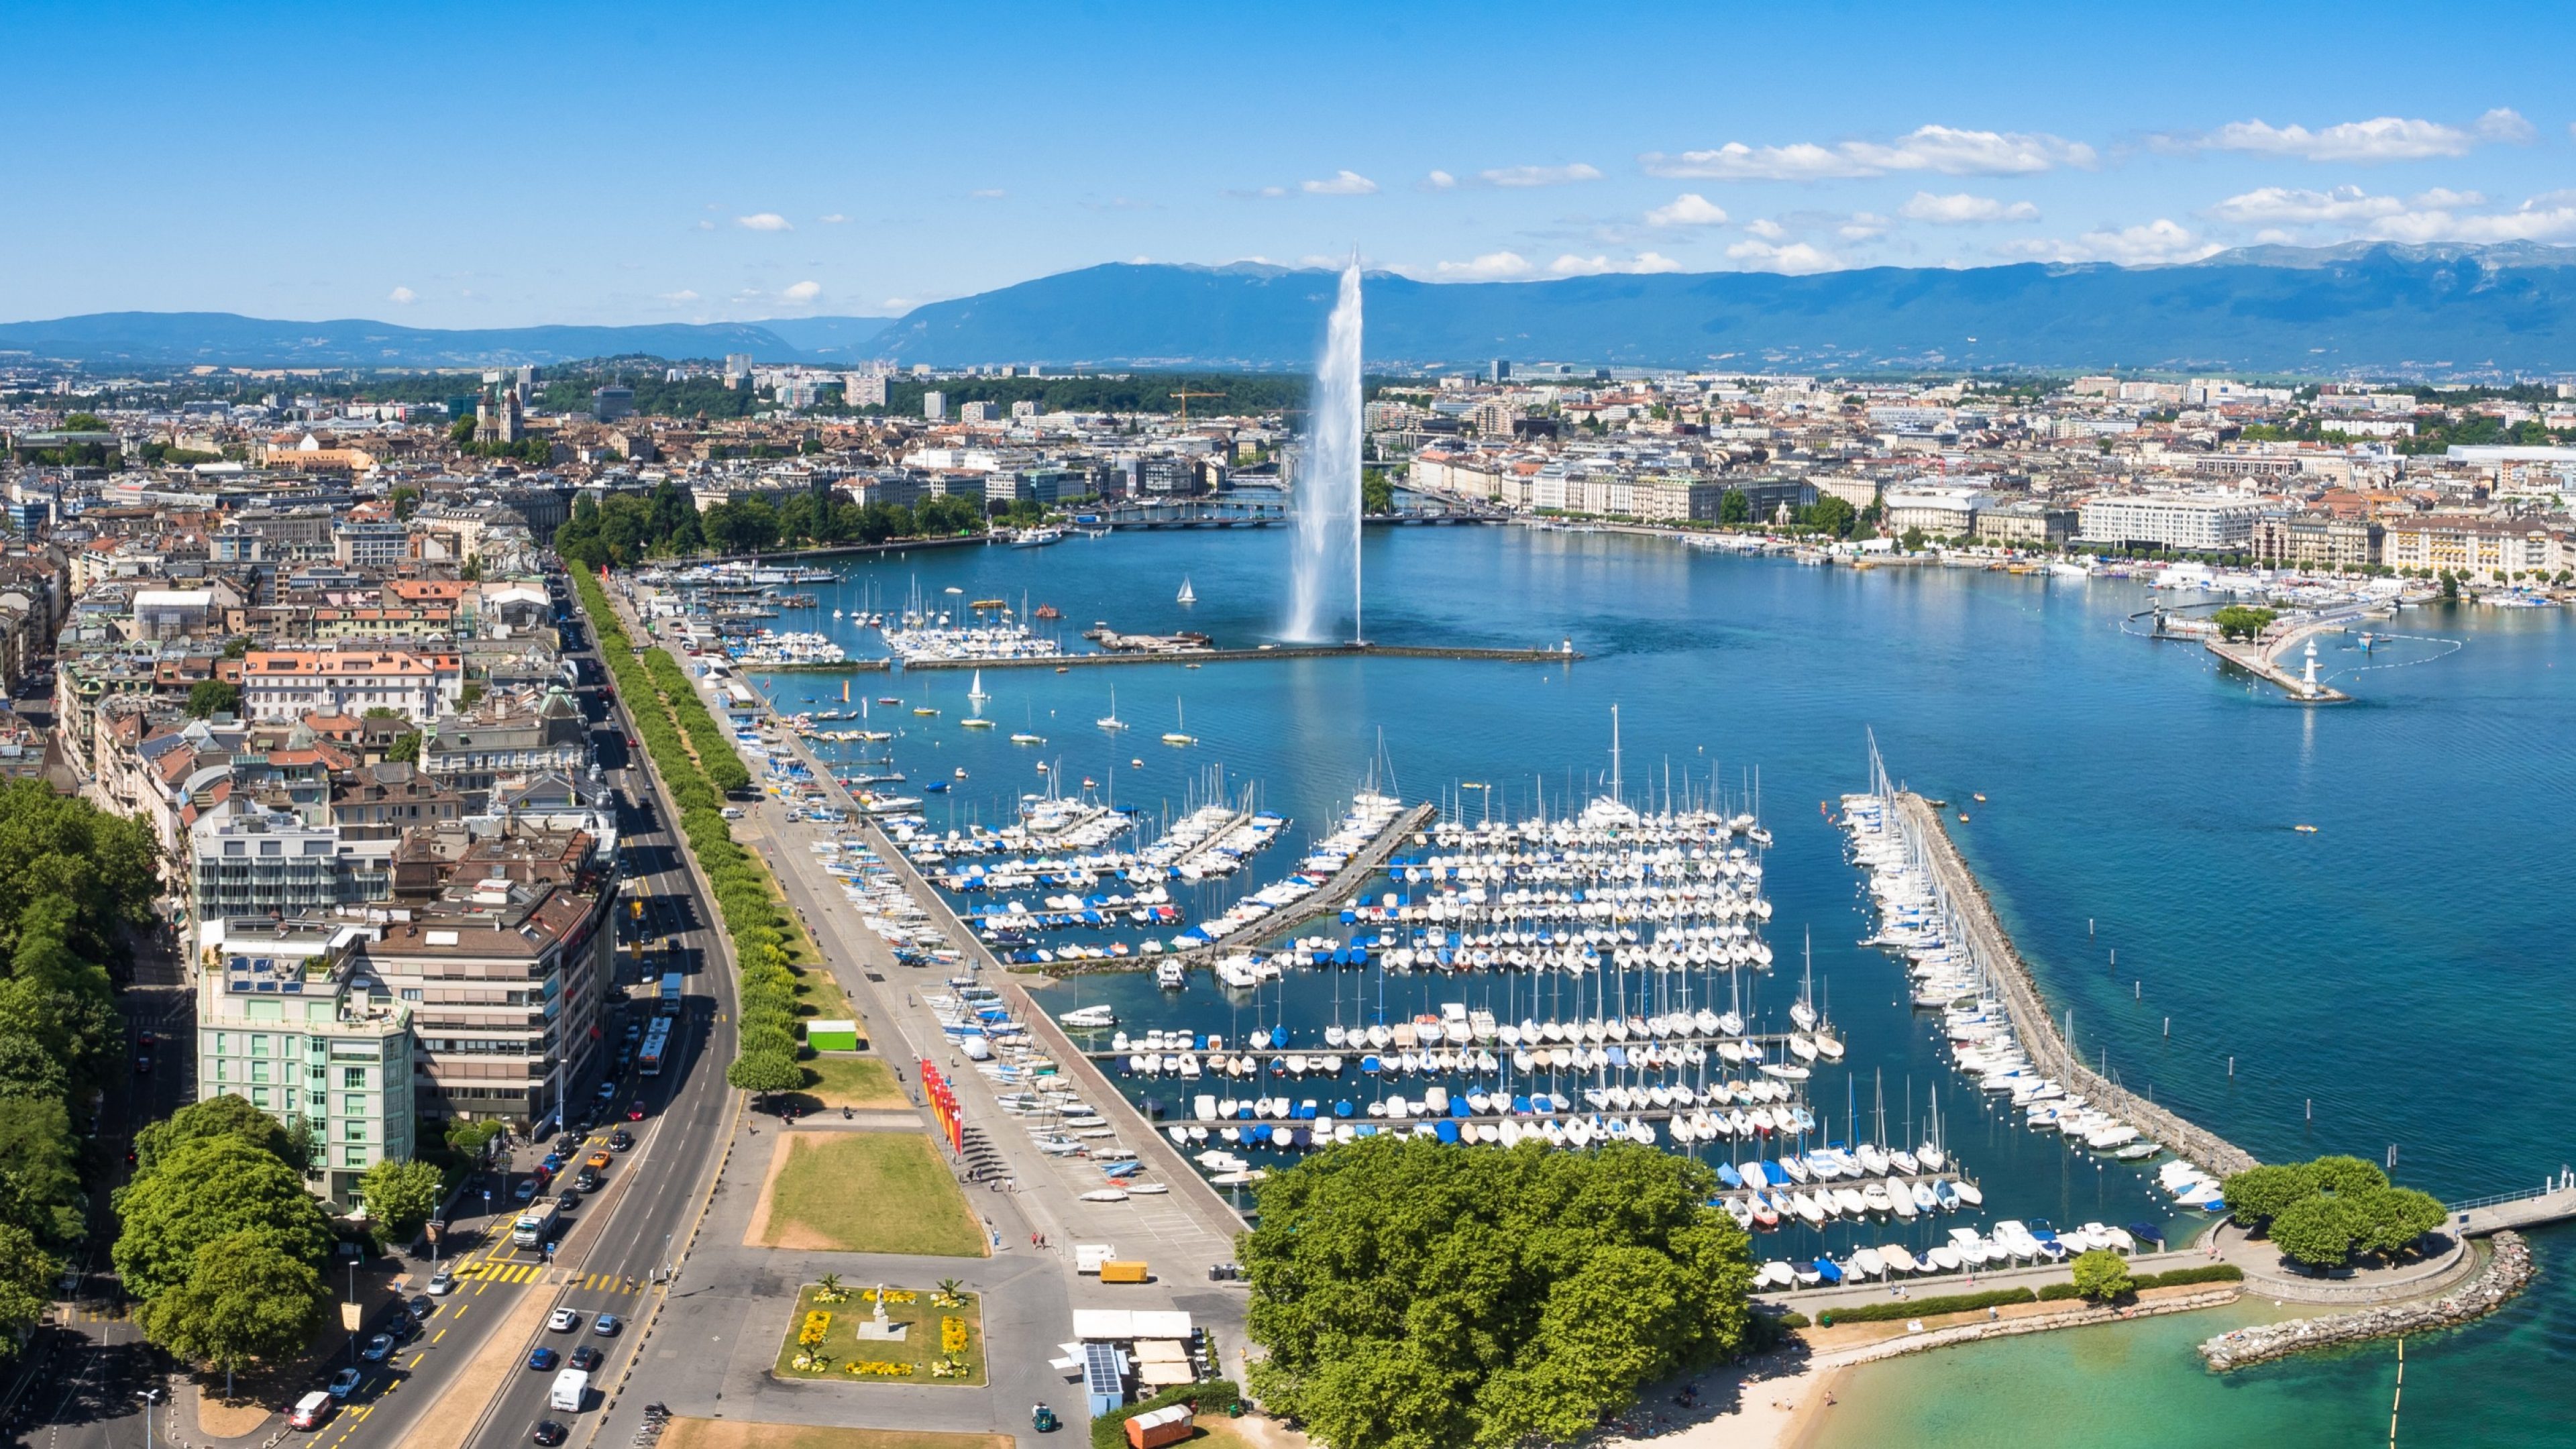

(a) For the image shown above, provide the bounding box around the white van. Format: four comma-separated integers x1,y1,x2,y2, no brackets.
549,1368,589,1413
287,1391,334,1430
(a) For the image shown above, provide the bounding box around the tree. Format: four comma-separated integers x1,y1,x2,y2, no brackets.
2308,1155,2390,1197
1717,489,1751,525
2351,1187,2446,1260
2211,606,2279,642
0,1222,58,1358
727,1051,804,1099
1242,1138,1752,1449
389,486,421,521
2219,1163,2318,1231
1361,469,1395,515
0,1096,85,1244
2068,1248,2134,1303
445,1117,504,1163
1900,526,1926,553
133,1093,306,1175
113,1136,333,1301
1806,493,1855,537
2267,1193,2361,1271
356,1159,444,1244
138,1232,324,1394
386,731,423,765
186,678,241,718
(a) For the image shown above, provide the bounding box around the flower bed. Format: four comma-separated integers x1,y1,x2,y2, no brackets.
771,1282,985,1387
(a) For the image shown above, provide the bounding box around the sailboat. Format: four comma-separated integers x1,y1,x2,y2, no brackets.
1097,687,1128,732
1161,698,1197,746
968,670,989,705
1791,932,1819,1032
1176,576,1196,606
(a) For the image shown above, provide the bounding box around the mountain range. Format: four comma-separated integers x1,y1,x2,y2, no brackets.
6,243,2573,376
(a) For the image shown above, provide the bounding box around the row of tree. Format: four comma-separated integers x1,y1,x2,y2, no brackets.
2222,1155,2447,1271
1241,1138,1754,1449
568,571,804,1099
0,784,162,1358
551,480,987,571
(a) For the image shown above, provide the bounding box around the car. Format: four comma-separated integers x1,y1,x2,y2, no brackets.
287,1391,335,1430
626,1101,647,1121
624,1023,642,1044
568,1346,602,1371
623,735,639,749
358,1333,394,1362
591,1313,623,1336
513,1180,538,1203
555,1134,582,1156
427,1271,458,1296
531,1422,568,1446
409,1295,436,1320
555,1191,581,1212
540,1154,565,1174
594,1082,618,1104
137,1030,155,1048
134,1051,152,1074
526,1346,558,1372
547,1308,582,1333
327,1367,363,1400
584,1149,613,1172
608,1130,634,1152
573,1170,601,1195
380,1312,419,1342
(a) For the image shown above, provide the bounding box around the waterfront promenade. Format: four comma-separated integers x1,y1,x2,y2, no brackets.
1892,792,2260,1179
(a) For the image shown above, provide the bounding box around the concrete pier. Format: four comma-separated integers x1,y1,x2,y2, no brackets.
2203,623,2351,703
1893,792,2259,1178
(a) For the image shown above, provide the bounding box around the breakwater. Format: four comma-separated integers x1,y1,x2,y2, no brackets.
2198,1232,2534,1371
902,643,1578,671
1893,792,2260,1179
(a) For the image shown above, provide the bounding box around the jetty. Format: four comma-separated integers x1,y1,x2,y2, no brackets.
1892,791,2259,1178
903,643,1578,672
2448,1171,2576,1236
2204,623,2350,704
1069,1025,1832,1066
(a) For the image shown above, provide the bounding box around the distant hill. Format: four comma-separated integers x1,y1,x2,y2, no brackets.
9,243,2574,375
0,313,810,369
866,244,2576,376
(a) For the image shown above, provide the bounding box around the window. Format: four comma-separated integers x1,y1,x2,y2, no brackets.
251,1087,269,1108
343,1120,366,1142
344,1093,365,1116
310,1090,327,1110
343,1146,367,1167
343,1066,366,1087
250,1034,269,1057
400,988,421,1002
250,1061,269,1083
309,1064,327,1081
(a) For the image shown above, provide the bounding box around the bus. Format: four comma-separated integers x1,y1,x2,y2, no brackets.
637,1016,674,1077
658,971,683,1016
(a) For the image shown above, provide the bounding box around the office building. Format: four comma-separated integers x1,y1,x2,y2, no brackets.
922,390,947,421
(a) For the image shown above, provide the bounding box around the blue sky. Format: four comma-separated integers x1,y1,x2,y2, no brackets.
9,0,2575,327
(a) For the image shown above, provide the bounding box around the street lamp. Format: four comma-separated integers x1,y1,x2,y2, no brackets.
139,1387,160,1449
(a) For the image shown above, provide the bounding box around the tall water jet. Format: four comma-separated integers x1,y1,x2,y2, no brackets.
1288,262,1363,643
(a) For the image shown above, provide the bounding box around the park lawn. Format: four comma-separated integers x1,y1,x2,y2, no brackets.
796,1053,906,1110
666,1420,1008,1449
1185,1417,1265,1447
773,1284,986,1387
762,1132,987,1256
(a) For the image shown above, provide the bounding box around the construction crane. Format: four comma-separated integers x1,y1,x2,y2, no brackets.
1168,386,1222,428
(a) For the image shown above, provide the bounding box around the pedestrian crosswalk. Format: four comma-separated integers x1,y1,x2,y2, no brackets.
66,1304,129,1324
448,1259,643,1293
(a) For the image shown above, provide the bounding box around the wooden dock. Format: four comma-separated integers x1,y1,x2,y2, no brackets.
1894,792,2260,1178
902,643,1580,672
1150,802,1440,970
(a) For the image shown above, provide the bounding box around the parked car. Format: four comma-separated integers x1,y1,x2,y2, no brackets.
513,1180,538,1203
358,1334,394,1363
427,1271,458,1296
287,1391,334,1430
409,1295,436,1319
327,1368,362,1400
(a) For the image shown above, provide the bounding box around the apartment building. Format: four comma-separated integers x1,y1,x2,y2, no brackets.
2379,517,2567,582
2251,511,2383,569
196,920,415,1206
240,648,464,723
2077,493,2271,552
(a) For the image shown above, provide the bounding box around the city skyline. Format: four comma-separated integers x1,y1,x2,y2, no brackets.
8,1,2576,329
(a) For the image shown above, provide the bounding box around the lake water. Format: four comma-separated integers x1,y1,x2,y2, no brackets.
745,525,2575,1444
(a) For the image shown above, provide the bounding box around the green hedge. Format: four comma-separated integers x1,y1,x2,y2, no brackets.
2134,1264,2243,1291
1815,1288,2036,1326
1089,1379,1241,1449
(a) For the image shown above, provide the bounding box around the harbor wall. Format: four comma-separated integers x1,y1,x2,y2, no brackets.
1894,792,2261,1179
902,644,1578,671
2198,1233,2532,1371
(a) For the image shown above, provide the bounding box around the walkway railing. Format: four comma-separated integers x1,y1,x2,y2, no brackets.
2447,1171,2575,1214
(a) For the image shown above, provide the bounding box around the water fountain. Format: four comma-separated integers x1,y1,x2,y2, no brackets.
1287,262,1363,643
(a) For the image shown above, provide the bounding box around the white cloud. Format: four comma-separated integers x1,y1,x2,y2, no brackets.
736,213,792,231
2411,188,2487,209
1481,162,1603,188
1423,170,1458,189
1642,125,2093,180
1725,239,1839,274
1839,213,1893,240
2253,229,2298,246
1301,170,1379,195
1546,252,1686,276
2477,107,2537,143
386,286,416,305
1431,250,1535,280
1998,219,2220,265
2208,184,2405,225
1745,217,1787,241
2365,196,2576,245
657,289,701,303
2196,115,2522,162
1645,193,1729,227
781,280,822,303
1900,191,2040,225
817,213,849,223
693,220,716,231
